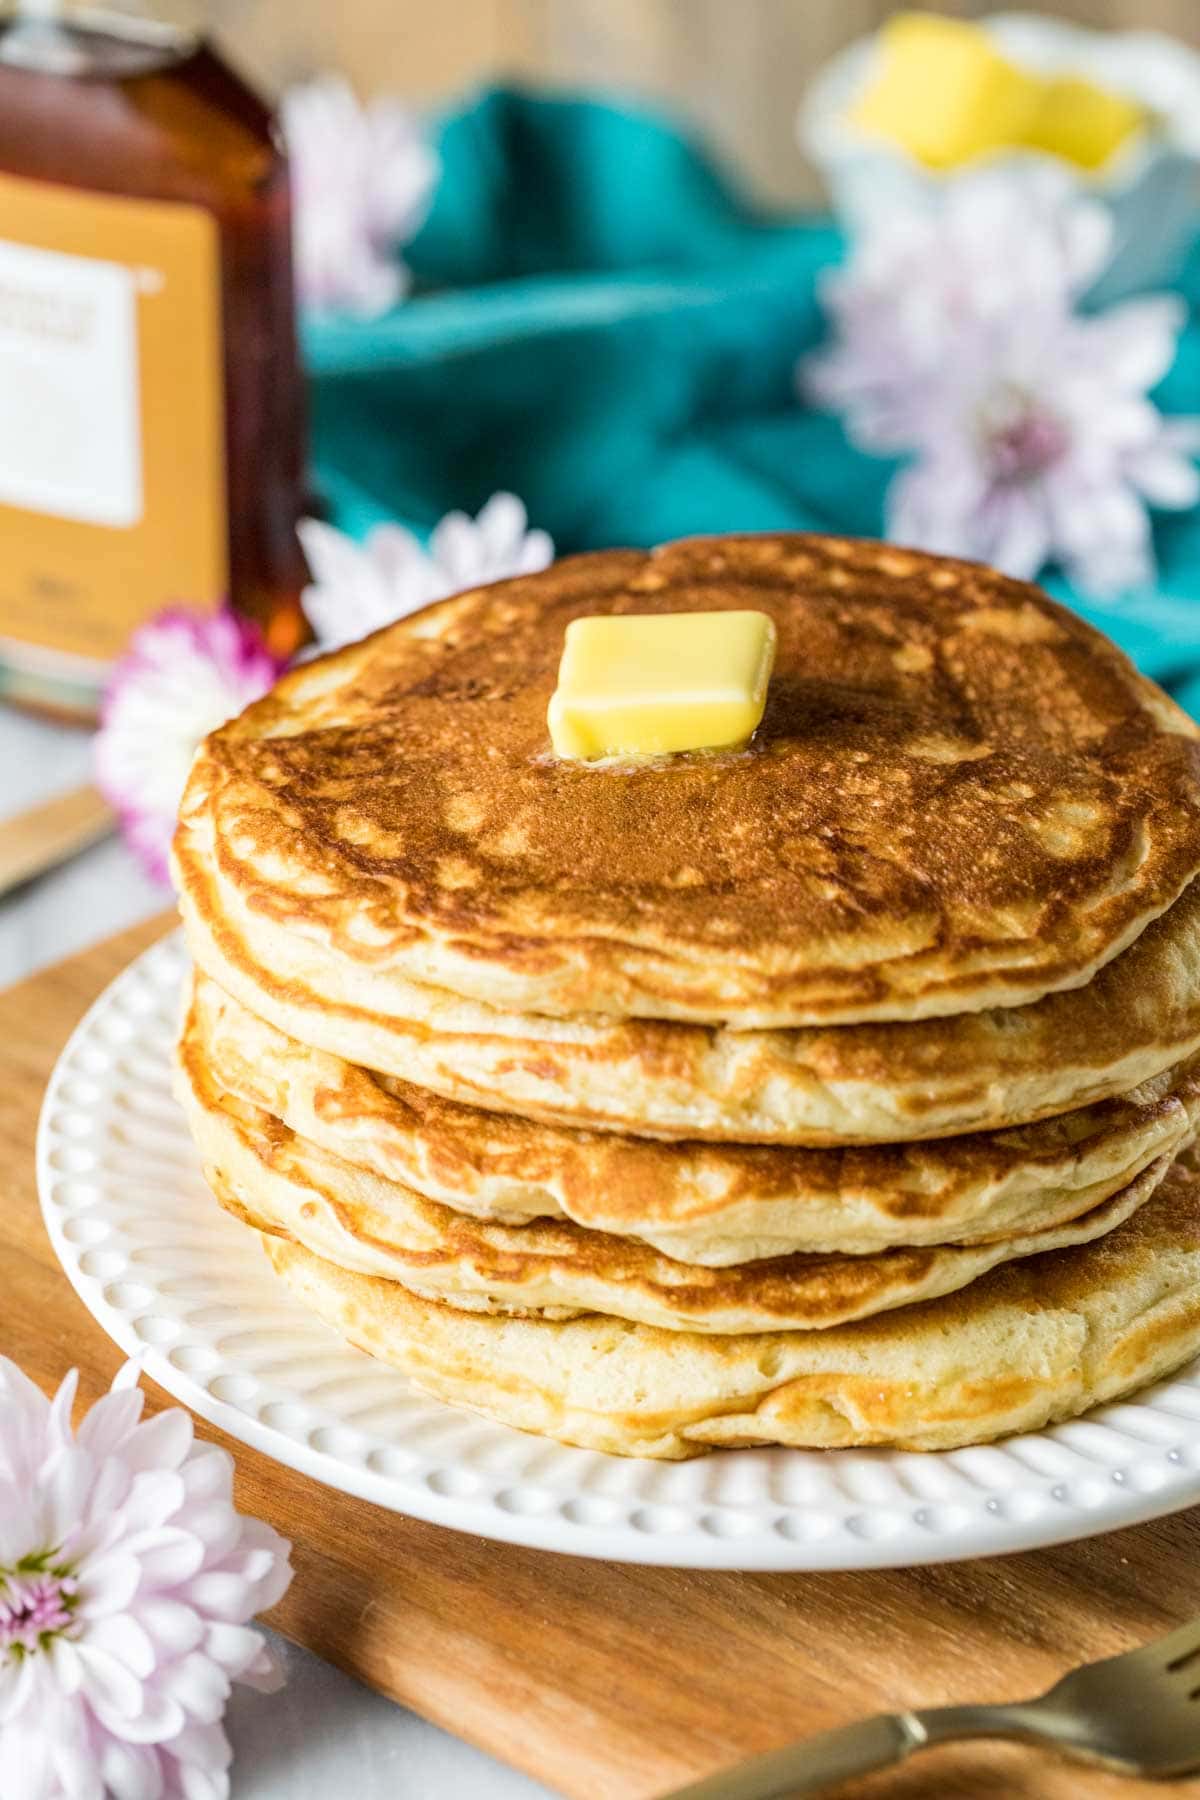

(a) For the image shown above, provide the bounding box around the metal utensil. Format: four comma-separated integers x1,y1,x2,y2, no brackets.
660,1615,1200,1798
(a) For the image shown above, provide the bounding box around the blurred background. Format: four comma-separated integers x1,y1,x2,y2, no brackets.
4,0,1200,965
211,0,1199,203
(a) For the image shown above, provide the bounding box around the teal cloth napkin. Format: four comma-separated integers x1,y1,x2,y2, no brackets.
303,87,1200,702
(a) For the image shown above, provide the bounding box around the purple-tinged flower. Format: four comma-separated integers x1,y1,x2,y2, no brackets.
299,493,555,653
801,166,1200,594
0,1357,291,1800
282,75,439,317
95,608,286,887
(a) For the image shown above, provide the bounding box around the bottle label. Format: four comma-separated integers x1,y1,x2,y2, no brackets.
0,171,226,671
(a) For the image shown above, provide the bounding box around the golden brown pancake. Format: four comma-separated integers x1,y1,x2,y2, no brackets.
174,535,1200,1029
253,1150,1200,1457
177,1025,1168,1334
178,860,1200,1144
190,970,1200,1261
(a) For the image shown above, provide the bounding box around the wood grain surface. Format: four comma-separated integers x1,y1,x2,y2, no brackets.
7,918,1200,1798
0,783,113,900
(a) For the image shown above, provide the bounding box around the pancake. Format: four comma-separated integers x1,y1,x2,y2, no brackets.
173,534,1200,1030
177,1028,1170,1334
191,971,1200,1262
178,858,1200,1144
255,1149,1200,1457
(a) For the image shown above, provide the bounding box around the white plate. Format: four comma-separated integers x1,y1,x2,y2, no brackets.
37,934,1200,1570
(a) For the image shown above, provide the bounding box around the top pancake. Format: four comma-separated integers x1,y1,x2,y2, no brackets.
178,534,1200,1029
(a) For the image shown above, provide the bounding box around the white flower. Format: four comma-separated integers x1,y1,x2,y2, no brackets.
299,494,555,653
95,608,286,886
282,75,438,316
801,166,1200,594
0,1357,291,1800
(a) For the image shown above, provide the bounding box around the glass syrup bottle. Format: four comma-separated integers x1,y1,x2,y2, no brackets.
0,0,308,717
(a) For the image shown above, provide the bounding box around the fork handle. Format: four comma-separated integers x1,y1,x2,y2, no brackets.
658,1703,1031,1799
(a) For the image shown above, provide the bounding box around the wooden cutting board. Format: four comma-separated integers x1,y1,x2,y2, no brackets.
7,917,1200,1800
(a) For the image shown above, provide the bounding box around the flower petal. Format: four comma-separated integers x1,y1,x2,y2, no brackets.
178,1450,234,1509
1082,296,1188,390
47,1634,84,1696
77,1548,142,1619
516,529,555,577
174,1502,239,1560
99,1738,165,1800
137,1599,206,1658
122,1411,193,1477
235,1518,293,1613
169,1718,233,1777
86,1613,157,1681
109,1687,188,1746
50,1729,107,1800
122,1528,205,1588
476,491,527,559
119,1470,187,1537
301,500,554,655
237,1639,286,1695
282,75,436,316
203,1622,270,1680
177,1766,229,1800
1126,445,1200,510
77,1642,145,1722
0,1357,51,1444
80,1455,137,1533
160,1651,231,1725
0,1648,38,1722
181,1571,261,1623
76,1387,144,1465
427,511,478,587
95,607,282,884
35,1443,93,1550
45,1368,79,1449
985,490,1054,582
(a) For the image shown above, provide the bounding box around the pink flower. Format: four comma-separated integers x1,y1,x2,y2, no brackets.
801,166,1200,594
282,75,439,316
95,609,286,887
299,493,555,653
0,1357,291,1800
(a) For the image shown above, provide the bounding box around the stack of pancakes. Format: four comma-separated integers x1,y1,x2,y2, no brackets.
172,535,1200,1460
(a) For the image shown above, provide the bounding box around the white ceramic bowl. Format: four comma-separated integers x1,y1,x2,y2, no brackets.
799,12,1200,303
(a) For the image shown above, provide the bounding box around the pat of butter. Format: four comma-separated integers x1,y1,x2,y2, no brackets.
851,12,1043,171
1024,76,1143,171
548,610,777,760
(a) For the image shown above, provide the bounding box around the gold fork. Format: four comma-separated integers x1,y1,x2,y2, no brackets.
660,1615,1200,1798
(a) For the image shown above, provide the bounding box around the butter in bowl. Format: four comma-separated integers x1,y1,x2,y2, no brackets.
798,9,1200,304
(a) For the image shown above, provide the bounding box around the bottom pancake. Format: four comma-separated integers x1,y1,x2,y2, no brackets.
243,1152,1200,1459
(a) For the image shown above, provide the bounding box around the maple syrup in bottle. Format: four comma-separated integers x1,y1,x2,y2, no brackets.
0,1,308,717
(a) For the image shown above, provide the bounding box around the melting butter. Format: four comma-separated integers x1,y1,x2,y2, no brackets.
548,610,776,761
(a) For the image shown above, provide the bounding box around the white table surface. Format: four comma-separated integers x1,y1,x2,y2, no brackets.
1,704,557,1800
